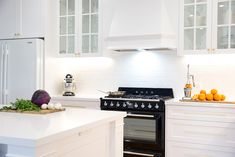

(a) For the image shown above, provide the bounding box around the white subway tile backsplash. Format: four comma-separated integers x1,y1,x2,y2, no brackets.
45,52,235,100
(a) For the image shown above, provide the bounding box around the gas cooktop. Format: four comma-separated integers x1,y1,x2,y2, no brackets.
100,87,174,112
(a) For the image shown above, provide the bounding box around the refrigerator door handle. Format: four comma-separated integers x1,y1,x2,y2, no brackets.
3,44,9,104
0,44,4,104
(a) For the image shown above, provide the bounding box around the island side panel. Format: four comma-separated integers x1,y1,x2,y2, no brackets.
107,119,124,157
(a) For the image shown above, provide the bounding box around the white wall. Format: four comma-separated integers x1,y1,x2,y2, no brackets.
45,51,235,100
44,0,235,100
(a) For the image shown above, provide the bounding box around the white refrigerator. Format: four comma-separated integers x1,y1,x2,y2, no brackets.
0,39,44,104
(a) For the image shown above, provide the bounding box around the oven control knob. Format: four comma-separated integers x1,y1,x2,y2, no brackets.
116,102,120,107
155,104,159,109
148,104,152,109
110,102,114,107
134,103,138,108
141,103,145,108
123,103,127,107
104,102,108,106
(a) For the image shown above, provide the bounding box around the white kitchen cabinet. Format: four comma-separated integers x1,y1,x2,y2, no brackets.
0,0,45,39
0,0,21,39
58,0,102,57
51,96,100,109
166,101,235,157
179,0,235,55
51,124,108,157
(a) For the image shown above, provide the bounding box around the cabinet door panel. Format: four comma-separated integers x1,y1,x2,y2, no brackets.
21,0,45,38
167,119,235,147
167,142,235,157
0,0,21,39
212,0,235,52
62,138,107,157
179,0,212,55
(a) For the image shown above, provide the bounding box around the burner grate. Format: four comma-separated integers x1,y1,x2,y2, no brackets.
122,94,160,99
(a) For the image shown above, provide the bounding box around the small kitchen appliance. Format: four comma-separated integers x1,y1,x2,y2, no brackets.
63,74,76,96
100,87,174,157
183,64,195,100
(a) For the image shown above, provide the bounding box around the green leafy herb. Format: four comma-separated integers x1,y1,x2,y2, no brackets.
1,106,12,110
10,99,41,112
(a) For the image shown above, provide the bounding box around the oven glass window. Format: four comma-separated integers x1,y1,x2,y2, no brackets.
124,117,156,142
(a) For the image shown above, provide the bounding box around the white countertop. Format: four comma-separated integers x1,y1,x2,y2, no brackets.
0,108,126,147
166,99,235,108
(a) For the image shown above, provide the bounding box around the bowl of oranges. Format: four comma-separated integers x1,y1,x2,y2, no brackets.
192,89,226,101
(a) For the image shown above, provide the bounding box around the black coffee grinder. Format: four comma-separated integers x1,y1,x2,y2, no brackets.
63,74,76,96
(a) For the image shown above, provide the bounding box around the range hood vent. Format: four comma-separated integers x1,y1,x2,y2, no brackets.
113,48,174,52
106,0,178,52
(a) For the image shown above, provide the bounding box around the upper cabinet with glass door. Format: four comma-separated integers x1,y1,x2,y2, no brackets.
59,0,76,55
212,0,235,53
179,0,235,55
59,0,101,57
179,0,211,55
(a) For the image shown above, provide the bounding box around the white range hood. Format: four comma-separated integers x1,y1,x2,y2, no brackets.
106,0,178,52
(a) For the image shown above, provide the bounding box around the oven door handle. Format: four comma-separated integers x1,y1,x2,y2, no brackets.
124,151,155,157
127,113,155,118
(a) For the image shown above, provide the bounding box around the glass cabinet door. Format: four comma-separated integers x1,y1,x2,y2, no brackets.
214,0,235,51
59,0,76,54
80,0,100,55
181,0,211,54
58,0,101,56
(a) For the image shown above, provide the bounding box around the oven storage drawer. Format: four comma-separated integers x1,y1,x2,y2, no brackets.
166,141,235,157
166,105,235,123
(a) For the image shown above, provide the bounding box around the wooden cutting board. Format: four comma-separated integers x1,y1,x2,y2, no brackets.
0,108,66,115
180,99,235,104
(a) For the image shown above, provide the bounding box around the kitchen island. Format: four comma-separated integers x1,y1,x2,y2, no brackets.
0,108,126,157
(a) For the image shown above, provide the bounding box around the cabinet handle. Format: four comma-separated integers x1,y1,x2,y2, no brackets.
78,129,91,136
14,33,21,36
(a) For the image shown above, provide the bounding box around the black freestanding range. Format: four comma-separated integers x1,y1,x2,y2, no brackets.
100,87,174,157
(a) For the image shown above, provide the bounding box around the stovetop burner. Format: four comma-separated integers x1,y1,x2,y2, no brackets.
121,94,160,99
104,94,173,100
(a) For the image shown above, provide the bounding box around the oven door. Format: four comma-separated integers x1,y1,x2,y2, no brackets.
124,112,164,156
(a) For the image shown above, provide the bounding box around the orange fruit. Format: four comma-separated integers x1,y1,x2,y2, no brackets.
206,94,213,101
185,84,192,88
211,89,218,95
213,94,221,101
198,94,206,101
200,90,207,95
221,94,226,101
192,94,199,100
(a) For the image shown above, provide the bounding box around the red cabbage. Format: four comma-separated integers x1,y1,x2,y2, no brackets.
31,90,51,107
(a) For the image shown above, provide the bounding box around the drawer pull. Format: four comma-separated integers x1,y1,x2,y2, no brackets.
124,151,155,157
78,129,92,136
127,113,154,118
